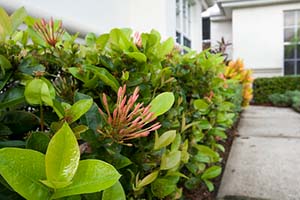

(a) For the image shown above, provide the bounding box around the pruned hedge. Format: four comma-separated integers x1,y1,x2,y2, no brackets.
253,76,300,104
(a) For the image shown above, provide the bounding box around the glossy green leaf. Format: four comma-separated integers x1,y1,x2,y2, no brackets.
74,92,102,131
0,87,25,109
154,130,176,150
83,64,119,92
96,33,109,50
150,92,174,117
44,122,80,189
0,8,11,40
195,145,220,163
65,99,93,124
26,132,50,154
201,166,222,180
27,27,46,46
52,159,120,199
0,140,25,148
125,52,147,63
102,181,126,200
2,111,39,134
203,179,214,192
160,150,181,170
0,148,51,200
151,178,177,198
136,170,159,190
157,38,174,58
85,32,96,46
194,99,209,112
24,79,53,106
0,124,12,136
0,55,12,77
171,133,181,151
10,7,27,33
0,70,12,90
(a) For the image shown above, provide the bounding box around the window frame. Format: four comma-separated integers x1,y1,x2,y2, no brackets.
284,10,300,75
176,0,192,48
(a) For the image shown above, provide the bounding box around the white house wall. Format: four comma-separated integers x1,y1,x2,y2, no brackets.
211,19,233,59
232,2,300,77
0,0,204,51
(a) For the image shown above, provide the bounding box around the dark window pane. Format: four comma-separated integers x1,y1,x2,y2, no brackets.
284,11,295,26
183,37,191,48
284,28,295,42
297,45,300,59
202,17,210,40
285,45,295,59
297,61,300,74
284,61,295,75
176,31,181,44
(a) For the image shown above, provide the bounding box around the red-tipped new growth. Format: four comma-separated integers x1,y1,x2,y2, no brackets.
98,85,161,144
34,18,65,47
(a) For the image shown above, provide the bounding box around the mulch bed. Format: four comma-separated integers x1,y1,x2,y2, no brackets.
182,116,241,200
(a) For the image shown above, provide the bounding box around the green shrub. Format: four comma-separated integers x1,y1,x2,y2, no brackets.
253,76,300,104
0,7,247,199
268,90,300,112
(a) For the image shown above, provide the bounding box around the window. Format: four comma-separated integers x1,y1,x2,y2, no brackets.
284,10,300,75
202,17,211,50
176,0,192,48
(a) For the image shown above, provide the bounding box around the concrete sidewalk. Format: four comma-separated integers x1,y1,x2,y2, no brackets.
217,106,300,200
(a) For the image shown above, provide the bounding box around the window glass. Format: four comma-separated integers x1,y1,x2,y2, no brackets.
284,11,295,26
284,61,295,75
284,45,295,59
284,28,295,42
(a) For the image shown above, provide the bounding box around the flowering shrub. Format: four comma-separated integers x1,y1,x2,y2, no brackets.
225,58,253,106
0,7,252,199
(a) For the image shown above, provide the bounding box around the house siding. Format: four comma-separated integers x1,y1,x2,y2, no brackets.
232,2,300,77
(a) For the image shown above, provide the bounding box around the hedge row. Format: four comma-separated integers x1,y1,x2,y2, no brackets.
253,76,300,104
0,7,250,200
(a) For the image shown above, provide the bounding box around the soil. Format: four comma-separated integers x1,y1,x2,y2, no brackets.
182,116,241,200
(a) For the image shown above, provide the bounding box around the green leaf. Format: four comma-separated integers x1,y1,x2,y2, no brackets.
201,166,222,180
0,148,51,200
102,181,126,200
24,79,53,106
136,171,159,190
52,159,120,199
0,70,12,90
171,133,181,151
85,32,96,46
2,111,39,134
10,7,27,33
43,122,80,189
26,132,50,154
0,55,12,77
83,64,119,92
160,150,181,170
0,124,12,136
96,33,109,50
65,99,93,124
0,140,25,148
27,27,46,46
157,38,174,58
74,92,102,131
0,87,25,109
0,8,11,40
125,52,147,63
151,178,177,198
154,130,176,150
194,99,209,112
195,145,220,163
203,179,214,192
150,92,174,117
